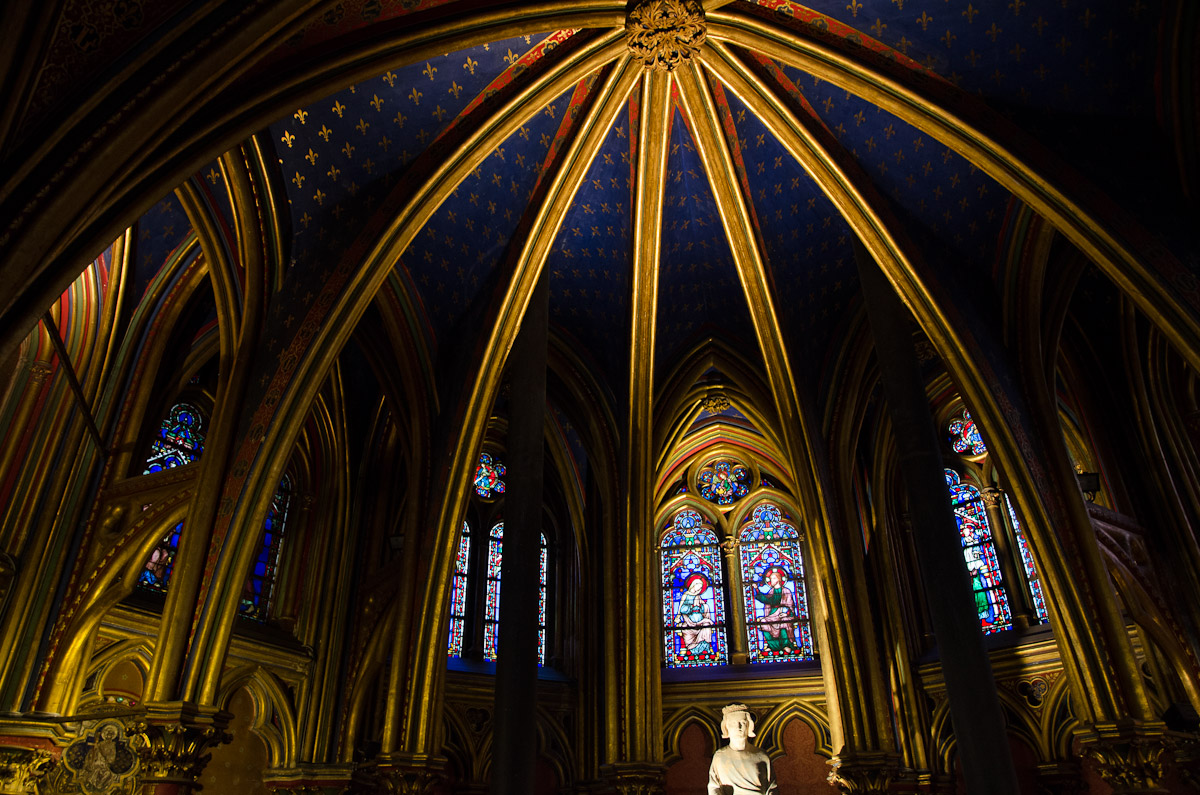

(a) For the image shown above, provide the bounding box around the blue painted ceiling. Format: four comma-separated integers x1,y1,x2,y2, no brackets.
124,1,1176,415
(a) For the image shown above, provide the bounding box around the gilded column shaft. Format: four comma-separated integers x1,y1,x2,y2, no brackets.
622,64,671,767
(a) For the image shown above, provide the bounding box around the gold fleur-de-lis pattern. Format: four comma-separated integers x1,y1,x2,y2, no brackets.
268,32,558,289
546,107,636,381
393,89,571,337
761,0,1157,114
655,106,758,369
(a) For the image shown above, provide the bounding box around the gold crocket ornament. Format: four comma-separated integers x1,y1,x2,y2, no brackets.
625,0,706,72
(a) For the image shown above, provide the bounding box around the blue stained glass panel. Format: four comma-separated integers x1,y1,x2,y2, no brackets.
479,522,548,665
482,522,504,660
143,403,205,474
1006,495,1050,624
239,475,291,621
474,453,506,499
948,410,987,456
661,508,728,668
739,504,813,662
946,469,1012,634
448,521,471,657
698,460,751,505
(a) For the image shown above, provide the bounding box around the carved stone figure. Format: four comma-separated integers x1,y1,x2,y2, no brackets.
708,704,776,795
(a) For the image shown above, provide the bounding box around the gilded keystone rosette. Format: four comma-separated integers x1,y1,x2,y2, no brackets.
625,0,706,72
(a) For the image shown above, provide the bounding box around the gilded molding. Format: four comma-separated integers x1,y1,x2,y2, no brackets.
626,0,706,72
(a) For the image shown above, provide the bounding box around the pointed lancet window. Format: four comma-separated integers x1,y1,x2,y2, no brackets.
1006,495,1050,623
660,507,728,668
946,469,1012,634
480,522,548,665
239,475,292,621
448,521,471,657
739,503,813,662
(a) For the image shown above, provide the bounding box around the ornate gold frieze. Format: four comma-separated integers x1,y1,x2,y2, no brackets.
0,745,56,795
625,0,706,72
1077,726,1168,793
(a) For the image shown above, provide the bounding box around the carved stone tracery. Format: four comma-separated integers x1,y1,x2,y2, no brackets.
625,0,706,72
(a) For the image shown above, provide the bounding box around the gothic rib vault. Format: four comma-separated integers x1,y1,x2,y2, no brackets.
0,0,1198,793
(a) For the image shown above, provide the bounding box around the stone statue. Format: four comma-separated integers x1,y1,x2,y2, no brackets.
708,704,777,794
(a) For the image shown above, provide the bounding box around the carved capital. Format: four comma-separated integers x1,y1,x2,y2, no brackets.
132,702,231,787
827,750,899,794
1077,724,1169,794
350,753,446,795
979,487,1004,508
0,745,57,793
625,0,705,72
599,762,666,795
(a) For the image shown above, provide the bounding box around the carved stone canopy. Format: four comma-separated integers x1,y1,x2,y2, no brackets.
625,0,706,72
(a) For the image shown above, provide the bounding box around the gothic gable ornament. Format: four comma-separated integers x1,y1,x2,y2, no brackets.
625,0,706,72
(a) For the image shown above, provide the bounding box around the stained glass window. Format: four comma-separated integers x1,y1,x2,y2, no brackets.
483,522,504,660
448,521,471,657
948,409,987,456
739,503,813,662
660,508,728,667
138,522,183,592
239,475,291,621
479,522,548,665
539,533,547,666
698,460,751,505
143,402,205,473
474,453,506,499
946,469,1011,634
1006,495,1050,623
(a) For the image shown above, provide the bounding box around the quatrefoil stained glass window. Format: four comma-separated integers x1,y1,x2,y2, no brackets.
697,459,751,506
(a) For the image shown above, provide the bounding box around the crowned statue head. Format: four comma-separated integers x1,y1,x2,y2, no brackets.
720,703,756,750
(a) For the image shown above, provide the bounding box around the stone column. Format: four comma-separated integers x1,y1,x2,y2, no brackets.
489,272,549,795
856,243,1020,794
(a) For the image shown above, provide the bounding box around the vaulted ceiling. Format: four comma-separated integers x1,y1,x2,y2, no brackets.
4,0,1192,424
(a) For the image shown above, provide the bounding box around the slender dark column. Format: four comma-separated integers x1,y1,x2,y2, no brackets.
490,273,549,795
855,243,1019,794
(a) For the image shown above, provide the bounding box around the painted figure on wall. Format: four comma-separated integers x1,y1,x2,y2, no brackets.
678,572,714,656
752,566,798,654
708,703,777,794
61,719,138,795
